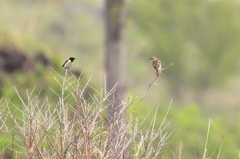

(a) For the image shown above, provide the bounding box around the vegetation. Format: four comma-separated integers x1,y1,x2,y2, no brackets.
0,0,240,158
0,72,173,158
127,0,240,101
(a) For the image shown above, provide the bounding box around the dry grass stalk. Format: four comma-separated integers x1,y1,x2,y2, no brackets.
0,71,173,158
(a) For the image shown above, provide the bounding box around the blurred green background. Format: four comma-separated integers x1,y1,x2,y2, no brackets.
0,0,240,158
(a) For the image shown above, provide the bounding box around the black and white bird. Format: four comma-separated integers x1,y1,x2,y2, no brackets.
61,57,75,69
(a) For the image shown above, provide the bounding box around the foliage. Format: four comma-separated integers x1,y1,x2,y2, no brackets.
127,0,240,98
164,104,240,158
0,0,240,159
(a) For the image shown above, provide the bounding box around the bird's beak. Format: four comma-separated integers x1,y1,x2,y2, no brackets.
148,58,152,60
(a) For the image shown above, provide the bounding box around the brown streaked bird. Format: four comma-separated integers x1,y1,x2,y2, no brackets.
62,57,75,69
149,56,163,76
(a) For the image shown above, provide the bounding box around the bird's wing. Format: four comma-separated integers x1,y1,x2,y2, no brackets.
153,60,161,70
62,59,69,67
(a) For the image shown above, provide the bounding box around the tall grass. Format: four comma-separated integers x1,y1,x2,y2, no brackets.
0,70,173,158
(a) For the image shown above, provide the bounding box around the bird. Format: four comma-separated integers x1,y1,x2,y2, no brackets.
149,56,163,76
61,57,75,69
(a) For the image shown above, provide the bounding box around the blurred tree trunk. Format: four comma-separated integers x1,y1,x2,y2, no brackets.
105,0,127,157
105,0,126,123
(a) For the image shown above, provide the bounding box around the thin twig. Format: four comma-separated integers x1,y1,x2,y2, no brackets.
203,119,211,159
132,62,173,111
11,134,14,159
80,122,89,159
217,135,224,159
236,148,240,159
3,67,175,158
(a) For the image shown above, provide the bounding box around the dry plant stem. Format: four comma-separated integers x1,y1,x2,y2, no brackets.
80,121,89,159
159,99,173,130
164,62,174,70
203,119,211,159
74,84,82,159
171,141,191,159
62,133,81,159
60,70,77,157
45,134,62,158
103,100,136,157
217,135,224,159
236,148,240,159
170,141,183,159
60,70,68,156
13,88,36,158
139,100,174,159
30,126,50,159
88,82,118,131
133,63,173,111
52,68,75,158
2,69,173,158
11,134,14,159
